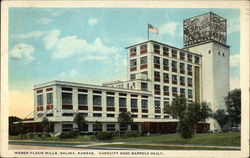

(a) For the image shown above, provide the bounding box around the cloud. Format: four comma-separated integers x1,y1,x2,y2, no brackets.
36,17,53,25
159,22,179,36
11,31,45,39
58,69,78,79
227,17,240,34
45,9,67,16
10,43,35,62
88,18,100,26
230,76,240,90
43,29,60,49
230,54,240,67
43,29,119,61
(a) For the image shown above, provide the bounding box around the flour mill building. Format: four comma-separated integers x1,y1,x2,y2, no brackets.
24,12,229,133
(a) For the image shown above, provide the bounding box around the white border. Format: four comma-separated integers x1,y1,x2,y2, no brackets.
1,0,249,157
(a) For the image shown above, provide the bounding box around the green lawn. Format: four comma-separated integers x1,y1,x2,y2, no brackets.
111,132,240,146
9,132,240,147
93,144,239,150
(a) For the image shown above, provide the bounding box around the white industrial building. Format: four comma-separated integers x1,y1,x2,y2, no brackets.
24,12,229,133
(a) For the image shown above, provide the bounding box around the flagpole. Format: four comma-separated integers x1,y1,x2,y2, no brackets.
147,23,149,40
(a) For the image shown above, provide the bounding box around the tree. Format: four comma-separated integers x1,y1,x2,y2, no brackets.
164,95,212,139
164,95,188,118
17,120,26,139
73,113,86,133
42,117,50,136
118,112,133,134
225,89,241,126
213,109,229,131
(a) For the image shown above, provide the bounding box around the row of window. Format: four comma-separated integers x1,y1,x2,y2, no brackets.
37,93,53,106
130,44,200,63
130,56,194,71
154,85,193,95
61,92,149,109
154,72,193,83
62,123,139,132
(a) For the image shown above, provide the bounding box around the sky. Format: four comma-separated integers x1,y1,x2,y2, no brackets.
8,8,240,118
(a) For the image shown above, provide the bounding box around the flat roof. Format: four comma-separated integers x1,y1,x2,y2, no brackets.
34,80,152,95
125,40,202,57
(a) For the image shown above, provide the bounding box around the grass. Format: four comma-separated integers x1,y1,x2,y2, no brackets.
9,132,240,147
94,144,239,150
110,132,241,146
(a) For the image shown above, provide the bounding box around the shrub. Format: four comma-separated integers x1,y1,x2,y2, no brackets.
59,132,78,139
127,131,139,137
178,120,194,139
96,131,113,140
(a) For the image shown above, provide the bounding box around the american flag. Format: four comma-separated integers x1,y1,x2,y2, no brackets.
148,24,158,34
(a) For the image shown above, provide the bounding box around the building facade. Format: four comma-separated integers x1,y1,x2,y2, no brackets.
28,12,229,133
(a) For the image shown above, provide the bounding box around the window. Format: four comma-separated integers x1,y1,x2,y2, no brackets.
130,59,137,67
140,56,147,65
78,94,87,105
154,84,160,90
78,89,88,93
62,124,73,132
141,99,148,109
155,115,161,119
163,59,169,66
142,115,148,118
130,47,136,53
130,74,136,80
180,51,185,58
172,49,177,57
79,113,88,117
188,89,192,95
107,96,114,107
140,44,147,51
141,82,148,91
132,115,138,118
62,113,74,116
187,64,192,72
37,94,43,106
62,87,72,91
195,56,200,64
180,63,185,70
154,44,160,53
131,98,138,109
93,113,102,117
208,50,211,54
218,51,220,55
62,93,72,105
188,54,192,60
164,101,169,107
93,124,102,132
107,114,115,117
163,73,169,79
154,56,160,64
93,95,101,106
154,100,161,110
163,47,169,52
172,87,177,93
154,71,160,78
180,76,185,82
107,124,116,131
164,86,169,92
119,98,126,107
180,88,185,94
172,75,177,81
172,60,177,69
46,93,53,104
188,78,192,84
120,124,128,131
131,124,138,131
